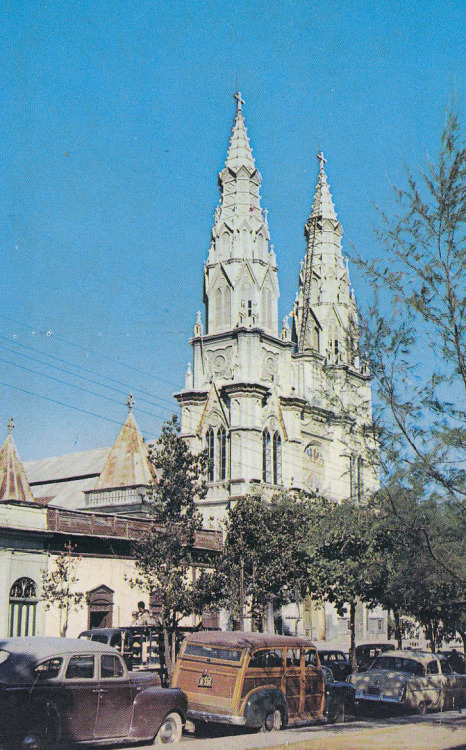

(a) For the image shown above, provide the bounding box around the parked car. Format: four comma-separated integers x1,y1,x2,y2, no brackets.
355,643,395,672
0,636,187,748
321,665,355,723
318,650,352,681
171,630,351,731
437,649,466,675
349,649,466,715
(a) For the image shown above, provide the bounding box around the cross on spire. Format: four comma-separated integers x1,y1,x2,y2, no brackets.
317,151,327,171
126,393,134,413
234,90,245,112
7,417,14,434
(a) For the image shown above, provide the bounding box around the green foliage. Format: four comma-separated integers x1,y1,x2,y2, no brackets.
220,493,312,628
129,415,217,676
41,542,84,637
354,105,465,583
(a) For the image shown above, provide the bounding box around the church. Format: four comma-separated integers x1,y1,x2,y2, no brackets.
1,93,387,646
175,93,378,520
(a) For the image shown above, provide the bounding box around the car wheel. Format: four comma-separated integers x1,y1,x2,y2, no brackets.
20,711,60,750
260,709,283,732
416,701,427,716
154,712,183,745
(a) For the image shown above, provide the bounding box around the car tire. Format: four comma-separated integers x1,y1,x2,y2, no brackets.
416,701,427,716
153,712,183,745
260,709,283,732
20,706,61,750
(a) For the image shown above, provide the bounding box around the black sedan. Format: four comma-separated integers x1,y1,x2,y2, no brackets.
0,637,187,749
318,650,352,681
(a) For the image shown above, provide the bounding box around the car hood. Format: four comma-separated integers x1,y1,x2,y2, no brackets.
128,669,162,688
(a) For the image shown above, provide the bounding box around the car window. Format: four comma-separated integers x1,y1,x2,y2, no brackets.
65,655,95,679
110,633,122,648
440,659,452,675
184,644,242,663
427,660,439,675
304,649,318,667
286,648,301,668
372,656,424,676
248,649,282,669
336,653,345,662
0,651,10,665
101,654,125,678
34,658,63,681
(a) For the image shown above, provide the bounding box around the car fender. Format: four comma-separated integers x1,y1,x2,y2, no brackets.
241,686,288,729
129,687,187,740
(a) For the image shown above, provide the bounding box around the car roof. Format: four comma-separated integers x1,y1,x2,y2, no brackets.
183,631,316,650
0,637,119,660
375,650,439,664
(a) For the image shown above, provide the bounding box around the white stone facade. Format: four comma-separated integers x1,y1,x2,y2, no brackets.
176,96,377,521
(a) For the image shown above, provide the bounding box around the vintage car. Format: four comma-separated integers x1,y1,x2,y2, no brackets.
354,643,395,672
349,649,466,715
0,637,187,749
171,630,350,731
318,650,352,681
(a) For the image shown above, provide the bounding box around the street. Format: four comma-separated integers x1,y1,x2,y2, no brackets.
110,711,466,750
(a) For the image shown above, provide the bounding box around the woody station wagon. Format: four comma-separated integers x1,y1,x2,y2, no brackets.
172,631,344,731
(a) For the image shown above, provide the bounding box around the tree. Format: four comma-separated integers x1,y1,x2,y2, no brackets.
355,106,465,583
220,493,312,631
41,542,84,637
129,415,218,678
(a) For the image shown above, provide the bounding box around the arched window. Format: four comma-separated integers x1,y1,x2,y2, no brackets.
218,427,227,481
206,428,215,482
222,230,231,256
215,288,223,326
262,429,271,483
9,577,38,637
357,456,364,503
313,326,320,351
273,432,282,485
304,445,324,492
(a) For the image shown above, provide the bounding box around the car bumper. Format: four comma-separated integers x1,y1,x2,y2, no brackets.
187,709,246,726
355,691,402,704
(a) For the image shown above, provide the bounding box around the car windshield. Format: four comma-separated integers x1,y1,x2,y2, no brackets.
184,644,242,662
371,656,424,675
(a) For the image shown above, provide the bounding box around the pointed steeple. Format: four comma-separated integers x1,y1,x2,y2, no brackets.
224,92,256,173
0,418,35,503
203,92,280,339
293,153,359,367
94,398,155,490
310,152,337,221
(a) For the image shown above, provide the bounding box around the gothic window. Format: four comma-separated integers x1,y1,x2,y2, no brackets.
273,432,282,485
206,428,215,481
262,429,282,485
218,427,227,481
304,445,324,492
215,288,223,325
9,577,38,637
206,425,228,482
357,457,364,503
262,429,271,483
247,300,253,318
221,230,231,256
224,286,231,327
312,326,320,351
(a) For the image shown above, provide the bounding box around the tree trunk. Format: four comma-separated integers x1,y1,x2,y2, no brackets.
393,606,403,649
349,601,357,672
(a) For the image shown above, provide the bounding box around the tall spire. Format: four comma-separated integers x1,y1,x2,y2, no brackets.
310,151,337,221
0,419,35,503
293,153,358,365
203,92,279,338
224,91,256,173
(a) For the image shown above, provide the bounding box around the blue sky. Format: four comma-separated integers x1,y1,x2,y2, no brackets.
1,0,464,459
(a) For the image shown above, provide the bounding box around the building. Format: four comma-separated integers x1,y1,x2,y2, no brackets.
175,93,378,521
0,420,221,639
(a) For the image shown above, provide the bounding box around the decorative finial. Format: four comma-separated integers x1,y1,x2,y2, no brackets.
7,417,14,434
317,151,327,172
234,90,245,112
126,393,134,413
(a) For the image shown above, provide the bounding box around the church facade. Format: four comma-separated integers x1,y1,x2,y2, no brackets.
176,94,377,520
